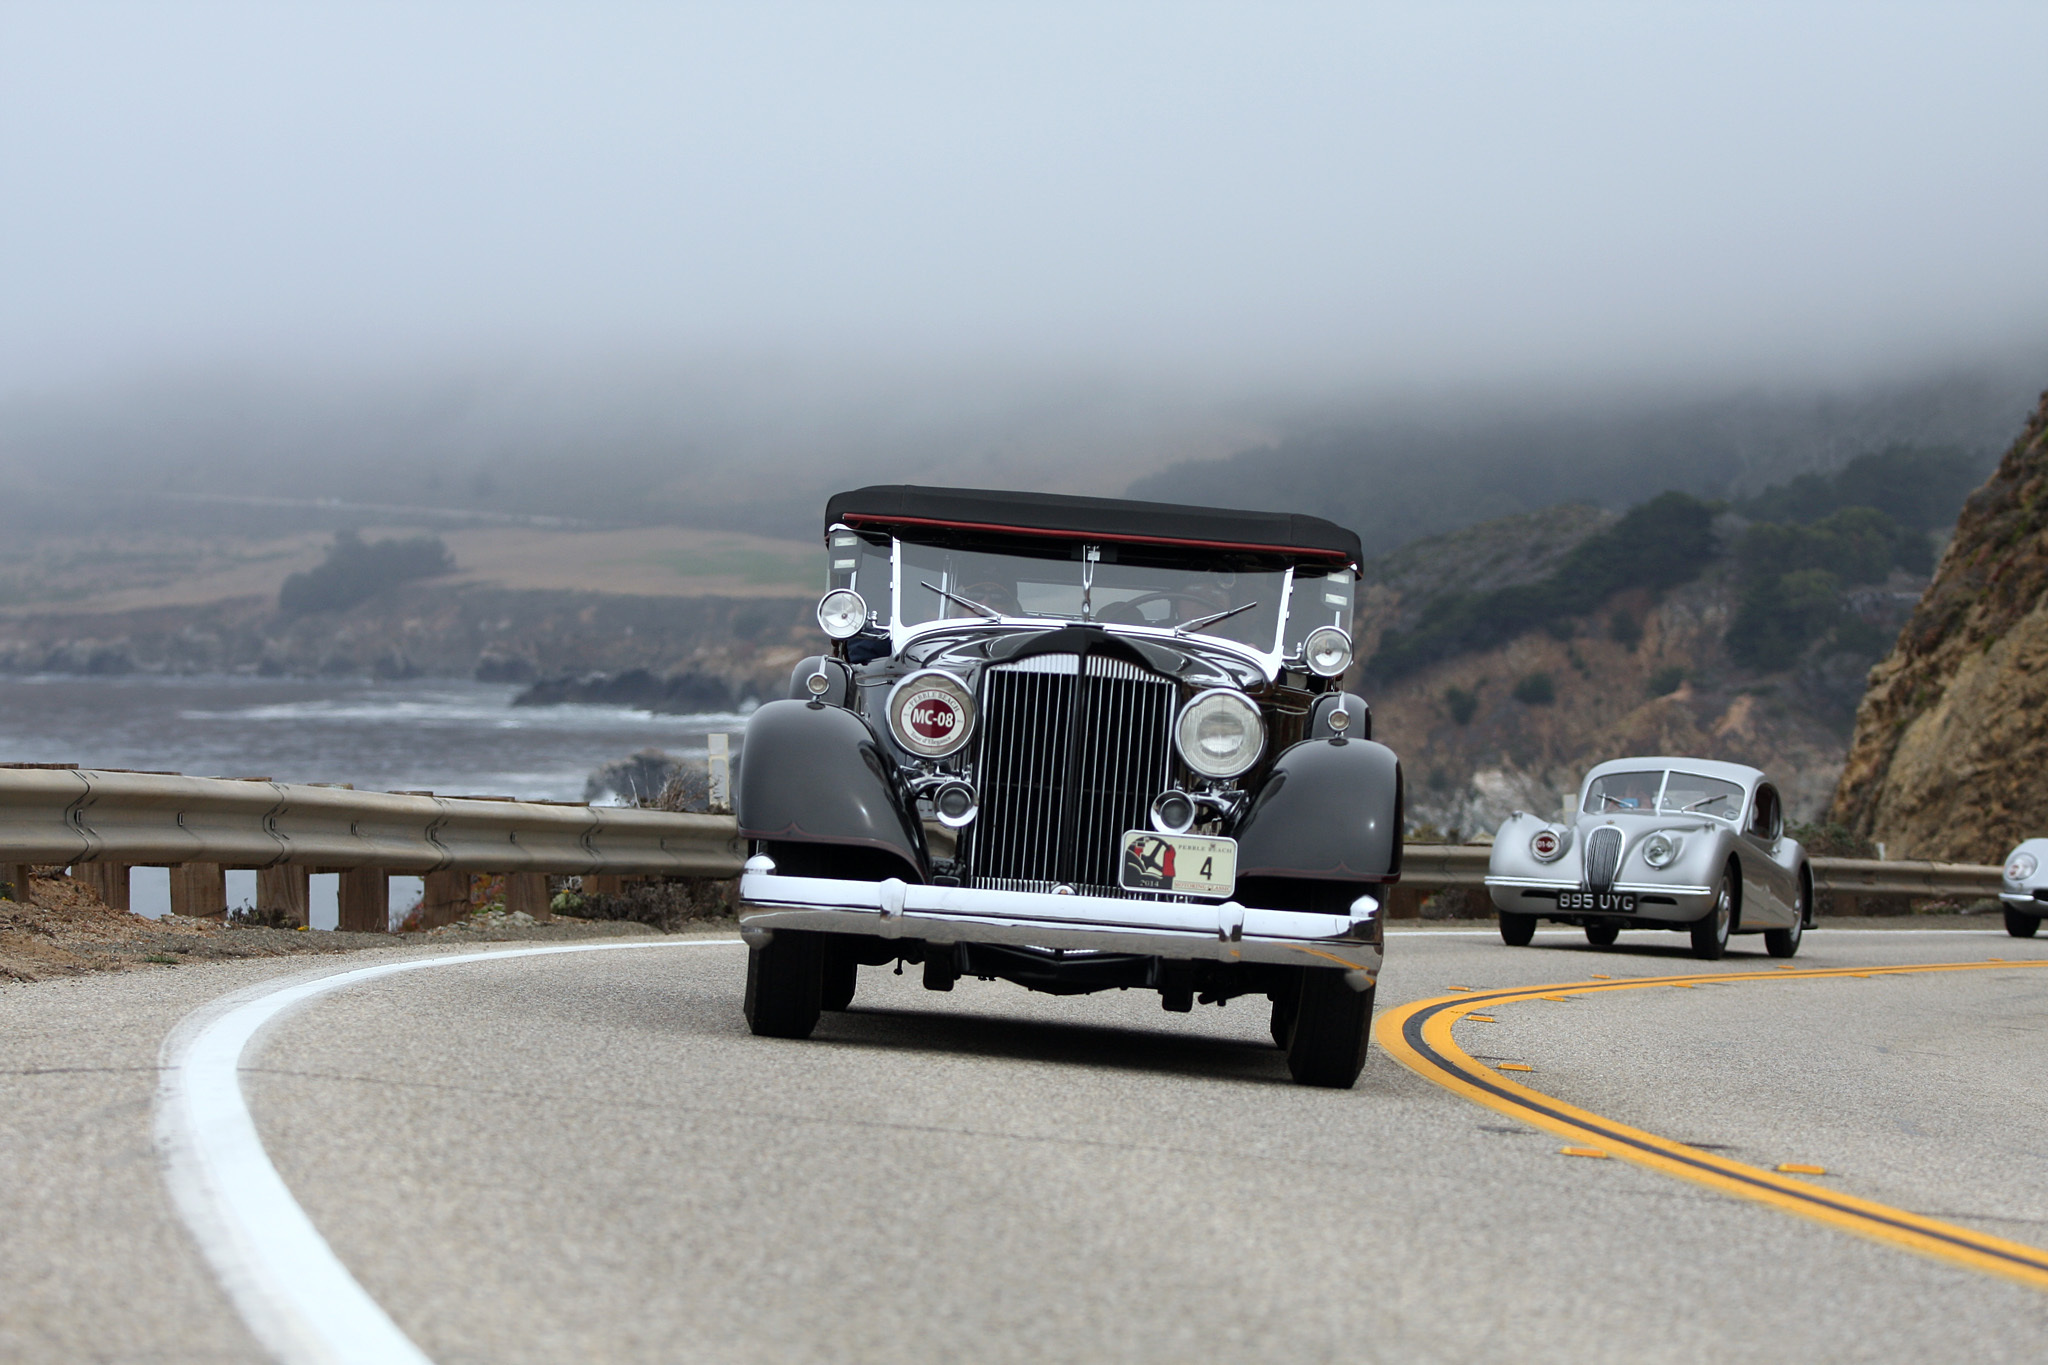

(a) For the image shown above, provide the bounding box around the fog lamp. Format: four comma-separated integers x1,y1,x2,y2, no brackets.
1150,789,1196,835
934,780,979,828
1529,828,1564,862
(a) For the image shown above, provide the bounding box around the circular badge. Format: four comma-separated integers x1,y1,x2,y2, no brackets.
887,670,975,758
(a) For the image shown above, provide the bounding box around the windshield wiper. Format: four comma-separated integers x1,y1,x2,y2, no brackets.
919,581,1000,620
1175,601,1260,637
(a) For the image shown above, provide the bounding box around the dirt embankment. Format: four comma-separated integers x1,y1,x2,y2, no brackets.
1830,392,2048,861
0,870,727,986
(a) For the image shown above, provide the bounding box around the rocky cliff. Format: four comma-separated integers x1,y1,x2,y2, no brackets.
1829,392,2048,861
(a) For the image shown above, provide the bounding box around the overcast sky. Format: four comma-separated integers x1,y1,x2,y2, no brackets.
4,2,2046,406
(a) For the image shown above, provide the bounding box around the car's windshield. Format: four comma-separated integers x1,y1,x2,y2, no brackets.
895,541,1290,652
1584,769,1745,820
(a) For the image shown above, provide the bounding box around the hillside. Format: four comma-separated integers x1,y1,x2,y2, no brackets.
1829,392,2048,861
1358,480,1946,835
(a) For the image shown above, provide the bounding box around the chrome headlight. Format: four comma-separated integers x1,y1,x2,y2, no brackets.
2008,852,2039,883
817,588,868,640
1529,828,1566,862
1175,688,1264,779
887,670,975,758
1303,626,1353,678
1642,832,1681,870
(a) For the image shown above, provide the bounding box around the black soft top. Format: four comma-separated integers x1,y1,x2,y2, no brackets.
824,484,1360,566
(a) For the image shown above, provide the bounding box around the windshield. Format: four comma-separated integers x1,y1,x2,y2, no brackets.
1584,769,1744,821
894,541,1290,652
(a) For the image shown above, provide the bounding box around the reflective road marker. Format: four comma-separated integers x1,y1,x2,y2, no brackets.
1376,959,2048,1292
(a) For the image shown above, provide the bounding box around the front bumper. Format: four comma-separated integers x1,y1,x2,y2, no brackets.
2000,889,2048,907
1485,875,1714,923
738,857,1383,979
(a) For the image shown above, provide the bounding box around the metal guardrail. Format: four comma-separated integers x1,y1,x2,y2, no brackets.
0,768,2002,913
0,767,743,877
1395,842,2003,904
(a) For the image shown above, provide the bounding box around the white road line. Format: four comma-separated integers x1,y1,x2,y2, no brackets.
156,938,741,1365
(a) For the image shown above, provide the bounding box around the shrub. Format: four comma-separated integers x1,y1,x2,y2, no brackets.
279,530,454,614
1727,568,1844,670
1512,672,1556,705
1740,445,1990,533
1609,611,1643,650
1444,686,1479,725
1646,665,1688,697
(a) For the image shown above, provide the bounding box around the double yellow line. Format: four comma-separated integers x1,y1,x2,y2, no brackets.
1373,959,2048,1290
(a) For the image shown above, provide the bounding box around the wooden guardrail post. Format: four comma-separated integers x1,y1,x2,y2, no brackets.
338,868,388,933
505,872,552,922
420,870,471,928
170,863,227,918
257,866,309,926
71,862,130,911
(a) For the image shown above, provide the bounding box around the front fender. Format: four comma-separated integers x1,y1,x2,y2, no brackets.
736,699,926,879
1234,738,1402,882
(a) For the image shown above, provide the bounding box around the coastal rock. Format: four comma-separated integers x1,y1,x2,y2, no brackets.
1829,391,2048,861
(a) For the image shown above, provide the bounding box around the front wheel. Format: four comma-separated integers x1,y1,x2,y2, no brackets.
1691,872,1735,960
2007,908,2042,939
1585,924,1619,947
744,930,823,1038
1285,968,1375,1088
1766,886,1806,958
1499,912,1537,947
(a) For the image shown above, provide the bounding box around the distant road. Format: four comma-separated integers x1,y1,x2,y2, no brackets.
7,925,2048,1362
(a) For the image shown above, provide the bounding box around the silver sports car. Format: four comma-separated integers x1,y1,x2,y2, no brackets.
2000,839,2048,938
1485,757,1812,959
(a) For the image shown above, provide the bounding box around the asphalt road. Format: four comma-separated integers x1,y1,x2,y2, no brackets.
7,921,2048,1363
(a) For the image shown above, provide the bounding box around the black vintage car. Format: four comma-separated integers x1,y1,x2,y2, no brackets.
736,486,1403,1086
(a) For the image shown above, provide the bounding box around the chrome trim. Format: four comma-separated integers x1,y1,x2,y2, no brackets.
738,868,1383,974
1485,874,1579,890
1584,826,1624,892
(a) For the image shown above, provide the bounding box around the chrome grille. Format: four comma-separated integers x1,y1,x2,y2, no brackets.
1585,826,1622,892
969,653,1175,893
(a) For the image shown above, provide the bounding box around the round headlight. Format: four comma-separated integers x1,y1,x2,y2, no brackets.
1642,833,1679,869
1303,626,1353,678
887,670,975,758
2008,852,2039,883
1175,688,1264,780
1530,828,1563,862
817,589,868,640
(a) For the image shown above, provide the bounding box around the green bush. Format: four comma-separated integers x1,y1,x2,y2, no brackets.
1512,672,1556,705
1609,611,1643,650
279,530,455,614
1727,568,1844,670
1740,445,1989,533
1445,686,1478,725
1646,665,1688,697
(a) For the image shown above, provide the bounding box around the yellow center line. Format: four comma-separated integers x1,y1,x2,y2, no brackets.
1374,959,2048,1291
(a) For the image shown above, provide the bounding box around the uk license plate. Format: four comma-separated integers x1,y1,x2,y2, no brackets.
1119,832,1236,898
1558,891,1636,913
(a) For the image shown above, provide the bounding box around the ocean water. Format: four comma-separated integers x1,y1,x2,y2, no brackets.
0,674,743,802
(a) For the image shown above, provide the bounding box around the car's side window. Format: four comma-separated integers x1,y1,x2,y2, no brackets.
1747,785,1781,841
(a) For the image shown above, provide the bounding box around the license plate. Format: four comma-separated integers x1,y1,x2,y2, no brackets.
1558,891,1636,913
1120,832,1236,898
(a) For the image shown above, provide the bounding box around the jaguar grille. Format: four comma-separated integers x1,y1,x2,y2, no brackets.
1584,826,1623,892
967,653,1175,894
